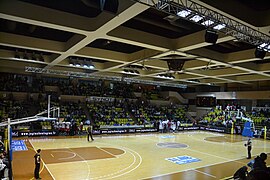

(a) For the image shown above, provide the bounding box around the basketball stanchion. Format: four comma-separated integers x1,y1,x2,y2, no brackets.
231,121,234,135
264,126,267,139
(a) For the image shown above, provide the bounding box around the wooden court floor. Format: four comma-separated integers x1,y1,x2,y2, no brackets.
12,131,270,180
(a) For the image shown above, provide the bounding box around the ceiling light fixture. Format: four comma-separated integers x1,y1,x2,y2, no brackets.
213,24,226,30
190,14,204,22
258,43,270,52
201,20,214,26
69,62,74,66
68,57,95,69
136,0,270,49
177,10,191,17
88,60,95,69
75,60,81,67
25,66,187,88
157,74,175,79
122,69,140,75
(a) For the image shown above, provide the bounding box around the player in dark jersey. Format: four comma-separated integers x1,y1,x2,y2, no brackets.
34,149,41,179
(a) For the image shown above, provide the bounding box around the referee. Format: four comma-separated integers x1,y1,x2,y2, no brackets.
245,138,252,159
87,125,94,142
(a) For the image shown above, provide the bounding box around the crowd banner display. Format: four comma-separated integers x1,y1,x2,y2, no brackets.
86,96,115,102
12,130,58,137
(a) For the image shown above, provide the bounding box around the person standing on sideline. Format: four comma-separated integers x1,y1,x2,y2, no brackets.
245,138,252,159
34,149,41,180
87,125,94,141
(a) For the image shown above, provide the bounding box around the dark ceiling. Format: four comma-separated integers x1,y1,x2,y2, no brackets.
0,19,74,42
88,39,144,54
200,0,270,26
19,0,102,18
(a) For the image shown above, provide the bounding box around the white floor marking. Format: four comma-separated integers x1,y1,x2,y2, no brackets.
193,169,217,178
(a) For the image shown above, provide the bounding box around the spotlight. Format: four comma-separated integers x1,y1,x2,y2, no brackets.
75,58,81,67
213,24,226,30
88,60,95,69
205,30,218,44
190,14,204,22
89,65,95,69
82,60,89,68
177,10,191,17
258,43,270,52
255,48,266,59
201,20,214,26
69,62,74,66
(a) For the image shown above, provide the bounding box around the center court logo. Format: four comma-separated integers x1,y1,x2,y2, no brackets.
166,155,201,165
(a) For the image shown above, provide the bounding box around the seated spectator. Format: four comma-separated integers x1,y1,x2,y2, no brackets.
233,166,248,180
0,142,5,154
0,153,7,179
253,153,268,171
248,169,270,180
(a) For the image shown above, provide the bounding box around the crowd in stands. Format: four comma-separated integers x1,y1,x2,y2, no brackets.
0,92,190,135
0,73,136,99
87,99,133,126
1,72,270,180
0,73,43,93
0,100,34,121
199,105,270,132
0,72,269,134
0,141,9,179
199,106,238,129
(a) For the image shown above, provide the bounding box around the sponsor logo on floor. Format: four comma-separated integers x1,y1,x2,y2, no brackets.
11,140,28,151
160,135,175,139
166,155,201,165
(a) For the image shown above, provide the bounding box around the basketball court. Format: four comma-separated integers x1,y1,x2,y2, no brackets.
12,131,270,180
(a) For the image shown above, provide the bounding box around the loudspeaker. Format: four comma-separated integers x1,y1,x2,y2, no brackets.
205,30,218,44
100,0,119,14
167,59,185,71
255,48,266,59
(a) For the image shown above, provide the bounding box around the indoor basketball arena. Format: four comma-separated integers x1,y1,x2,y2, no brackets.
0,0,270,180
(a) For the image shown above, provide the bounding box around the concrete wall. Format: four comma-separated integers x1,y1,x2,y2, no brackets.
150,99,171,106
196,107,212,119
